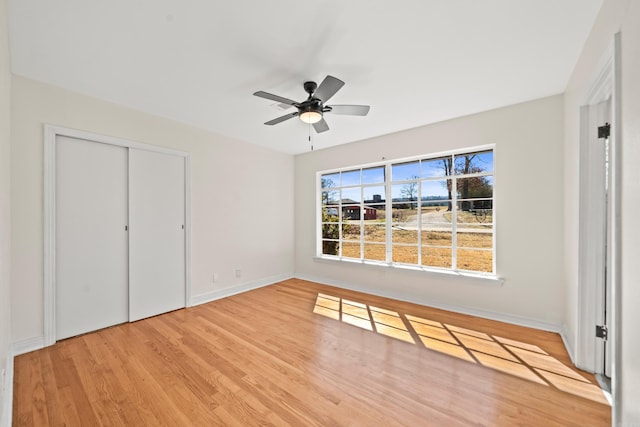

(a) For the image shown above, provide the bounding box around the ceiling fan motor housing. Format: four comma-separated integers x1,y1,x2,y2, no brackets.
299,98,323,115
303,81,318,95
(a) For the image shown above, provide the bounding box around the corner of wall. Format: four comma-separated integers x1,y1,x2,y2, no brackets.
560,323,577,366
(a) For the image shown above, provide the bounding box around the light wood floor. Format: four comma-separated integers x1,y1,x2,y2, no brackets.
13,278,611,426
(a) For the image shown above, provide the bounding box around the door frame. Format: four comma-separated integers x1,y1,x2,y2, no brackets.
43,124,192,346
576,33,621,411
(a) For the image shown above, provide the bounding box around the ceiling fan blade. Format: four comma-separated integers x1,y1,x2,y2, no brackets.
314,75,345,102
329,105,370,116
264,112,299,125
253,91,299,106
313,118,330,133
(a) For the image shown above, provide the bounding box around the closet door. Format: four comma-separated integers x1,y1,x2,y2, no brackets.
56,136,129,340
129,148,186,321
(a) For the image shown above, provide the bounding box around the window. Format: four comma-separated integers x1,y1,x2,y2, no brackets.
319,148,494,274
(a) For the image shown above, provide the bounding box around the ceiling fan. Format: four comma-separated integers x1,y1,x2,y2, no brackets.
253,75,370,133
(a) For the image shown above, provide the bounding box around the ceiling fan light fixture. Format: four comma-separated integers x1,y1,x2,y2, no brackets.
299,110,322,124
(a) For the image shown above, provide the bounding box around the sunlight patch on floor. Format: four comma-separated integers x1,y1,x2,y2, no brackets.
312,293,610,406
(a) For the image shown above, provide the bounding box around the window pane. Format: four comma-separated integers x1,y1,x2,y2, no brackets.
422,230,452,246
392,183,418,208
421,179,451,200
322,240,339,256
342,223,360,241
321,173,340,188
391,161,420,181
391,204,416,225
420,206,451,228
457,248,492,272
421,156,453,178
456,202,493,230
322,190,339,206
364,204,385,222
458,231,493,249
363,186,385,203
454,150,493,174
322,223,340,239
341,187,361,204
364,243,386,261
362,166,385,184
342,242,360,259
422,247,452,268
322,206,339,218
341,169,361,186
342,205,361,220
393,245,418,264
392,228,418,244
456,176,493,199
364,224,385,243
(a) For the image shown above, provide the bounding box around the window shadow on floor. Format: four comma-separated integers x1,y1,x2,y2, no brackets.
313,292,609,405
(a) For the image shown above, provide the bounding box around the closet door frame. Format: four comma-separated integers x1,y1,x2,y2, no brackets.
43,124,192,347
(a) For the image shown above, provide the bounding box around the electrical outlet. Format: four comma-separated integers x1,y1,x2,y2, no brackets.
235,269,241,278
1,368,5,392
213,273,219,283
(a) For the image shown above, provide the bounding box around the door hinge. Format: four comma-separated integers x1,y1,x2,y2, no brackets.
596,325,608,340
598,122,611,139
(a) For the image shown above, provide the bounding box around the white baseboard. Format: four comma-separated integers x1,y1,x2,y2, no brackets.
560,325,577,365
295,273,562,333
1,349,13,427
12,336,45,357
191,273,294,307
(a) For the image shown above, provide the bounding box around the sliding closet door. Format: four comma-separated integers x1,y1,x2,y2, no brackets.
129,148,186,321
56,136,129,340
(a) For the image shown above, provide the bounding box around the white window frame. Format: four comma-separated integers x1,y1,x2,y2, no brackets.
316,145,496,278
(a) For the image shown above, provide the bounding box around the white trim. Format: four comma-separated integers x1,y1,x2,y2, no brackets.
43,126,56,346
44,125,188,157
1,350,13,427
295,274,559,333
11,336,45,356
576,35,618,370
575,33,622,425
191,273,294,306
317,143,496,175
312,255,503,286
43,124,192,346
610,32,622,427
184,155,192,307
560,324,576,365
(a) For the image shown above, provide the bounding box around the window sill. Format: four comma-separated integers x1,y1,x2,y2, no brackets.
312,256,504,287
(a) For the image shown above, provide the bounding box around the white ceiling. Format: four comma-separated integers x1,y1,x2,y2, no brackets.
8,0,602,155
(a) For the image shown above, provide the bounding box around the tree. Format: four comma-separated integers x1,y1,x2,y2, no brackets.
441,158,453,211
438,155,493,210
321,177,337,205
455,154,492,204
321,177,339,255
400,176,419,209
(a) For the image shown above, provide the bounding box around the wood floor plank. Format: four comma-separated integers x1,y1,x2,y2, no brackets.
13,278,611,426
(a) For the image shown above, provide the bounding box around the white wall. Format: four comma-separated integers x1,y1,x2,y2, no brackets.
10,75,295,344
0,0,12,422
295,95,565,329
564,0,640,424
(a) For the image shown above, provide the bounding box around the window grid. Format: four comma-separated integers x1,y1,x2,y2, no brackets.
319,148,494,274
